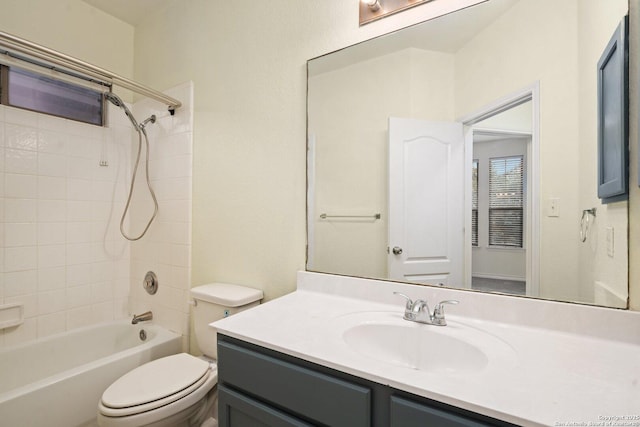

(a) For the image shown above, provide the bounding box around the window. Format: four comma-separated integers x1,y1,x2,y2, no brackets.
0,65,104,126
489,156,524,248
472,159,479,247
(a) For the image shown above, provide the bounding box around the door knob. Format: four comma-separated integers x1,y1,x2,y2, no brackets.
392,246,403,255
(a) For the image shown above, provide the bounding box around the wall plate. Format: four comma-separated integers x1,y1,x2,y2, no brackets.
144,271,158,295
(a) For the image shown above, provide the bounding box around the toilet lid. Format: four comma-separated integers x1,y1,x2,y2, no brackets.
191,283,263,307
101,353,211,410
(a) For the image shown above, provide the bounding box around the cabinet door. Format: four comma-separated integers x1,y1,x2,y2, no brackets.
597,15,628,201
390,396,505,427
219,385,313,427
218,339,371,427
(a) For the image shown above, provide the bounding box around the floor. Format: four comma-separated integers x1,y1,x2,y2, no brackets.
471,277,526,295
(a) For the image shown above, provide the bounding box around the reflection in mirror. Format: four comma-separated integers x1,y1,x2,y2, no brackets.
307,0,629,308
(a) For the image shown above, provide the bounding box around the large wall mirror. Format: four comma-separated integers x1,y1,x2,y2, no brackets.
306,0,630,308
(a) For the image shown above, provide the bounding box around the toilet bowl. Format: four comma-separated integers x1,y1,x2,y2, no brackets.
97,353,218,427
97,283,263,427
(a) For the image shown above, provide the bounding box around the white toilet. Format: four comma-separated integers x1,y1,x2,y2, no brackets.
97,283,263,427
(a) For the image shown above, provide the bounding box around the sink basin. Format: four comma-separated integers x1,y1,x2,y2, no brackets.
339,312,516,375
343,323,488,373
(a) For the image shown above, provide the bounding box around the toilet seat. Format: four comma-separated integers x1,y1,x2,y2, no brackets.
99,353,218,422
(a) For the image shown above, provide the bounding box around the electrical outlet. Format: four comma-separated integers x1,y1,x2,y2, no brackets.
548,198,560,217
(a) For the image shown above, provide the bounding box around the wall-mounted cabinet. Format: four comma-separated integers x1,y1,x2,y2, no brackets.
597,16,629,202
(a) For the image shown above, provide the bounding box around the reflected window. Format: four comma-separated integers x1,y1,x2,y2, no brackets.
489,156,524,248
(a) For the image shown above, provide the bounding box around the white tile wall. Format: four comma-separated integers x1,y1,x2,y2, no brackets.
0,103,132,347
128,82,193,349
0,82,193,349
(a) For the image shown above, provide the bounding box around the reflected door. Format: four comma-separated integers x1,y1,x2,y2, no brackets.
388,118,465,286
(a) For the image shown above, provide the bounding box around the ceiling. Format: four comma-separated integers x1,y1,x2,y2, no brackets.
83,0,172,26
309,0,519,76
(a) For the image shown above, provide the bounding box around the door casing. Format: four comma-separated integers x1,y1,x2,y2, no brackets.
458,82,540,297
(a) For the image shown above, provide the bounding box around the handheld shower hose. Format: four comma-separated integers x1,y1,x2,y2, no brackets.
104,92,158,241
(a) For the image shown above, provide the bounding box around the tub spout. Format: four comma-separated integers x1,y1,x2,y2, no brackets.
131,311,153,324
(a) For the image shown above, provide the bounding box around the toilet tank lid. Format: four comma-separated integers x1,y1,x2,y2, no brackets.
191,283,263,307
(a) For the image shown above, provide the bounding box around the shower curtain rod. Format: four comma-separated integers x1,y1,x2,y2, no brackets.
0,30,182,113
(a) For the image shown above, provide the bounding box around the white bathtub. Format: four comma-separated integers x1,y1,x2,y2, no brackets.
0,320,182,427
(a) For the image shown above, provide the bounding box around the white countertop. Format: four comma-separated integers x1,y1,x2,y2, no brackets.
212,272,640,427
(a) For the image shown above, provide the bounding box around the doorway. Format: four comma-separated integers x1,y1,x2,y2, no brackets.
461,83,539,297
471,130,530,295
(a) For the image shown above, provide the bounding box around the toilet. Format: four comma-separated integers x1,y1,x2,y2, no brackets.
97,283,263,427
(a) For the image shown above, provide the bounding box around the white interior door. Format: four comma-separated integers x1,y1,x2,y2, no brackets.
388,118,465,286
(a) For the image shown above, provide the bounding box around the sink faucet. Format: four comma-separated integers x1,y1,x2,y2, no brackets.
393,292,458,326
131,311,153,324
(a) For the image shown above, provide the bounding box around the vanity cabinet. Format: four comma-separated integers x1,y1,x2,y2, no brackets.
217,335,516,427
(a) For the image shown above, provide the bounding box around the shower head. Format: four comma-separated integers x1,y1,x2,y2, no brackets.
104,91,141,130
104,92,125,108
104,91,157,133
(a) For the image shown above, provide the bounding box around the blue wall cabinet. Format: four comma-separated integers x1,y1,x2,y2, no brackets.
597,16,629,202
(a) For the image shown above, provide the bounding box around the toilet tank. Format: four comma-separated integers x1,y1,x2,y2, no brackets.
191,283,263,359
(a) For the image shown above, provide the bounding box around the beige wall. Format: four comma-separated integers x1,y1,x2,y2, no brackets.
133,0,484,300
455,0,583,302
0,0,133,84
454,0,627,306
2,0,637,310
0,3,135,346
308,48,455,278
577,0,629,307
308,0,629,305
0,4,198,345
134,0,639,309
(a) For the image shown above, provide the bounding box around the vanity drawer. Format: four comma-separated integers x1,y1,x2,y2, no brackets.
218,338,371,427
390,395,511,427
219,385,313,427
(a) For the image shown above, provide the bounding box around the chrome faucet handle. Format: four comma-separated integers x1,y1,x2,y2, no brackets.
393,292,414,309
432,300,459,326
394,292,418,320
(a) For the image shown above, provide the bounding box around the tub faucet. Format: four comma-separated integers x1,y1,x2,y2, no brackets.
393,292,458,326
131,311,153,324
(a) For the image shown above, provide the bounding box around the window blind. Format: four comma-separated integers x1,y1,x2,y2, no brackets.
472,160,479,247
489,156,524,247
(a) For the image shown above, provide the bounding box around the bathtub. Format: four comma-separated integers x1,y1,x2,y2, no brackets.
0,320,182,427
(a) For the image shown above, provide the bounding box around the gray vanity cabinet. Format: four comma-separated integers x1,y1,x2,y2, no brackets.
218,335,517,427
389,396,498,427
218,385,312,427
217,336,371,427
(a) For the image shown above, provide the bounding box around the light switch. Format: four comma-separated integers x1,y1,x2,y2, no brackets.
606,227,614,257
548,198,560,217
